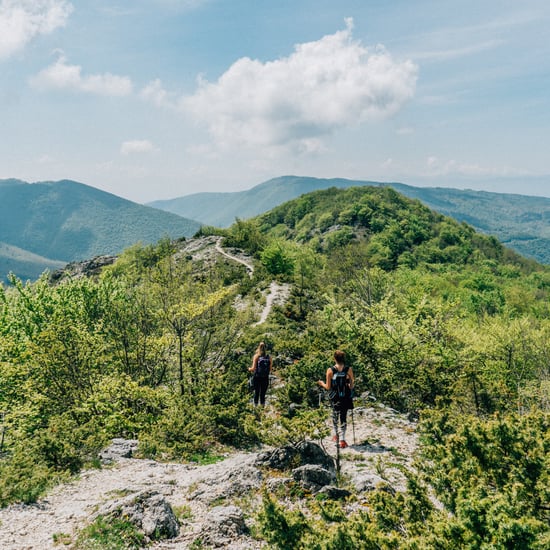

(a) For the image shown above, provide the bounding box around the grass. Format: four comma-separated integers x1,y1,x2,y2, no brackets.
172,504,193,521
52,532,72,546
72,515,145,550
187,451,225,465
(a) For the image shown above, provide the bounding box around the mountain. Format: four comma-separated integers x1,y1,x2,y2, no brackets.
0,179,201,282
0,241,66,282
148,176,550,264
251,185,535,272
148,175,375,228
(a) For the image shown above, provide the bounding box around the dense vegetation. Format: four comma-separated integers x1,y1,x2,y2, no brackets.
1,186,548,547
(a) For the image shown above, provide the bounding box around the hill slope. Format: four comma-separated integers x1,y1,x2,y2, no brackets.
0,241,66,282
251,185,537,273
149,176,550,264
0,179,201,281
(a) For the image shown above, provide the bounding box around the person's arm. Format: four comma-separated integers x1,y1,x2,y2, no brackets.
317,367,333,390
348,367,355,391
269,355,273,373
249,354,258,373
348,367,355,395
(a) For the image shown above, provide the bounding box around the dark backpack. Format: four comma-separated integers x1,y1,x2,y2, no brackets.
255,355,270,378
330,365,350,400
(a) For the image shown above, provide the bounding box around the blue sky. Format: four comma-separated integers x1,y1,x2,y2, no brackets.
1,0,550,202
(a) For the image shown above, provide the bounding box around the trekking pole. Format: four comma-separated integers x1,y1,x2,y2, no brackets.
334,408,340,479
351,408,356,445
0,411,5,453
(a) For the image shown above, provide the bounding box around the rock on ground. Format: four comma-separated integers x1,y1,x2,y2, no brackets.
0,404,417,549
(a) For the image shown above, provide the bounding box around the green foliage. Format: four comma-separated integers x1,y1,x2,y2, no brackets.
0,446,53,506
224,217,266,254
73,515,145,550
256,454,550,549
418,409,550,547
258,186,539,274
255,475,438,549
260,239,295,276
244,407,329,448
256,491,310,549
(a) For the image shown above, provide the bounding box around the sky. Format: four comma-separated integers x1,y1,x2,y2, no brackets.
1,0,550,203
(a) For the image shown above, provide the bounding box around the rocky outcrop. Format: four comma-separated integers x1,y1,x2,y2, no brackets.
98,438,139,463
0,404,417,549
50,255,117,283
255,440,335,472
97,490,179,541
188,457,264,505
197,505,248,548
292,464,336,492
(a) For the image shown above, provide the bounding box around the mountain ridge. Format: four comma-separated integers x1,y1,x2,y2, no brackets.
0,178,201,282
149,175,550,264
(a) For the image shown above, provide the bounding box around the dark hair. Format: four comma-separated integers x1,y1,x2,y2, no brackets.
334,349,345,364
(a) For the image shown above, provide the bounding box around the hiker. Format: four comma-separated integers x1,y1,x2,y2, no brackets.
317,349,354,448
249,341,272,407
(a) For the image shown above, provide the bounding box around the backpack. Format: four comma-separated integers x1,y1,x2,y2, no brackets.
330,365,350,401
255,355,270,378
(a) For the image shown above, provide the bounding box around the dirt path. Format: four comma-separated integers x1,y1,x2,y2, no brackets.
214,238,254,277
253,281,291,326
0,406,417,549
0,453,255,550
214,238,290,326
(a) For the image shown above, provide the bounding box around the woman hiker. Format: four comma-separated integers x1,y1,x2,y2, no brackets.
249,341,272,407
318,349,354,448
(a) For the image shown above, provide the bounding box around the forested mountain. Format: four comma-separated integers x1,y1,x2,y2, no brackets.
0,241,66,282
149,175,550,264
0,185,548,548
0,179,201,282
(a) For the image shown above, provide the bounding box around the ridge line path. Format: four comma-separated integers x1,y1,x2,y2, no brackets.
0,452,257,550
214,237,254,277
214,237,290,326
0,407,418,549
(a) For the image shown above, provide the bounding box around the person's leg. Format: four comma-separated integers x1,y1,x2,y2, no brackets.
340,406,348,446
259,377,269,405
331,403,340,441
253,378,260,406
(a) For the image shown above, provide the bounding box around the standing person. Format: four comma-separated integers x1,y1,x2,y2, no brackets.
318,350,354,448
249,342,272,407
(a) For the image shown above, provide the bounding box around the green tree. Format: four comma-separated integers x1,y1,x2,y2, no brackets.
261,239,295,276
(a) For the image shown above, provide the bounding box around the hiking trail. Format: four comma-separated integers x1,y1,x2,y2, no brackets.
0,404,418,549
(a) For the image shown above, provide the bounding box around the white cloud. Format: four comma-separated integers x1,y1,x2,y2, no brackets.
427,156,438,168
120,139,156,155
0,0,72,60
30,53,133,96
140,78,176,108
179,19,417,152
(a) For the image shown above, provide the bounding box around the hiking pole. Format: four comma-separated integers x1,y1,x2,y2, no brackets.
351,408,356,445
0,411,5,454
332,403,341,479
